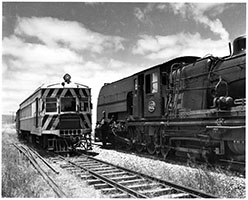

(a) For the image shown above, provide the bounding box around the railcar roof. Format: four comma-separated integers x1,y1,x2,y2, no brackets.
19,81,90,106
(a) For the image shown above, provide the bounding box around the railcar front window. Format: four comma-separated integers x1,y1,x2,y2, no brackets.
61,97,76,112
46,98,57,112
80,98,89,112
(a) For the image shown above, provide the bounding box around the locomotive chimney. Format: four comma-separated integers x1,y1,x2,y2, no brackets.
232,35,246,56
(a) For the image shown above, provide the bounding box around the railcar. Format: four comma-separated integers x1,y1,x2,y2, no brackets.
16,74,92,152
95,36,245,162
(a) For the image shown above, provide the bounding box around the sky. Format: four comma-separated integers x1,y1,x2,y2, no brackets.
2,1,246,123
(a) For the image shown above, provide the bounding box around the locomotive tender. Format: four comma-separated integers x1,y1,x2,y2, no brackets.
16,74,92,152
95,36,245,162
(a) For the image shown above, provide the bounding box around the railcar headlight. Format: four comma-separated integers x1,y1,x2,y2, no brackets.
63,73,71,84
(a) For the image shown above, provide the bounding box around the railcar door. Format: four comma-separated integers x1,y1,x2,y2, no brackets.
143,69,161,118
133,74,144,118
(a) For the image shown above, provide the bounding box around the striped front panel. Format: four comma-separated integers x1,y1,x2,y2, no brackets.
42,113,92,131
41,88,90,98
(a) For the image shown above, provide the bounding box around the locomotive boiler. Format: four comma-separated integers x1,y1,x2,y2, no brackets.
16,74,92,152
95,36,245,162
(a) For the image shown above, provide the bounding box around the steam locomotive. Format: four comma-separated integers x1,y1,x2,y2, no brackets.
95,36,245,162
16,74,92,152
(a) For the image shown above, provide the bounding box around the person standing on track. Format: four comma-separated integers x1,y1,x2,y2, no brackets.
100,111,108,146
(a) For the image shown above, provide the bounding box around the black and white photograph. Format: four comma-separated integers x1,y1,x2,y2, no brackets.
2,1,246,198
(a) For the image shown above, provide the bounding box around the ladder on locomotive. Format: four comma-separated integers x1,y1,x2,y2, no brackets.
167,63,184,116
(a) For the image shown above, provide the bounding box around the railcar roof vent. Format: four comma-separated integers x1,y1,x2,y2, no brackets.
232,35,246,56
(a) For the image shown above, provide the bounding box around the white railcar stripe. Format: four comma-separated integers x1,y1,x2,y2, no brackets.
79,89,85,97
83,113,91,128
69,88,77,96
43,115,52,130
79,117,86,129
51,88,59,98
52,116,60,130
43,89,50,98
60,88,68,97
85,88,90,96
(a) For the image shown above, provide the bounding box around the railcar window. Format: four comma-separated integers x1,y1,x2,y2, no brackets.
152,72,158,93
134,78,138,91
61,97,76,112
46,98,57,112
145,73,158,94
145,74,151,94
80,99,89,112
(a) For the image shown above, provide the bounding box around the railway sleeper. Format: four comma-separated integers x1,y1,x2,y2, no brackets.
60,164,76,169
141,187,177,197
72,160,93,164
75,161,99,166
101,171,130,178
70,169,85,174
87,179,105,185
101,187,122,195
128,183,161,190
90,166,116,172
79,174,92,180
97,169,121,174
76,164,104,169
111,175,139,182
118,178,147,185
110,193,131,198
159,192,192,198
94,183,113,190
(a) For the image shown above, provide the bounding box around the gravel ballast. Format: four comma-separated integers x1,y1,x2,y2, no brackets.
93,145,245,198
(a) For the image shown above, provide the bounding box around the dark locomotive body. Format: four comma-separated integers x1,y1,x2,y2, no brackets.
95,36,245,162
16,74,92,152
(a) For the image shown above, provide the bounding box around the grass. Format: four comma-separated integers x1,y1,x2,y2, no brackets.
1,123,55,197
1,123,102,198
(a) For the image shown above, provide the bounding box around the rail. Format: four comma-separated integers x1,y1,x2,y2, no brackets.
55,153,218,198
12,143,67,198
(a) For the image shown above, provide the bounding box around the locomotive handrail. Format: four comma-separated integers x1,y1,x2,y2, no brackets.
206,125,245,129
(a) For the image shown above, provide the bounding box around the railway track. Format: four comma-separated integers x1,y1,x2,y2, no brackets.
12,143,67,198
51,153,218,198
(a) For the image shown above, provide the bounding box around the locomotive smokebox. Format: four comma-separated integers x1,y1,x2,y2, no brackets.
232,35,246,56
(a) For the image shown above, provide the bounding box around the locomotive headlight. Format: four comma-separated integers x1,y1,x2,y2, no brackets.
63,73,71,84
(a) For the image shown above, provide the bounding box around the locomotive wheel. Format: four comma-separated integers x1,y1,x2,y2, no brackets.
135,130,144,153
125,143,133,151
161,137,171,159
161,147,170,159
147,142,156,154
135,143,144,153
146,136,156,155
